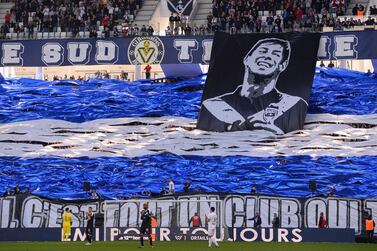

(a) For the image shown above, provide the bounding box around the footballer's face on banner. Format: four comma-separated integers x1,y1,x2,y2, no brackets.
245,42,285,76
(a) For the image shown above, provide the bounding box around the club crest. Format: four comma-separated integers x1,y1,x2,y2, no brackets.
167,0,193,16
128,37,165,65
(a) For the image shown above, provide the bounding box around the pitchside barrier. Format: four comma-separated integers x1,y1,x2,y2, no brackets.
0,193,375,242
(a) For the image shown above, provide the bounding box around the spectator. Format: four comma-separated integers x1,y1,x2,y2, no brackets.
3,188,12,197
320,61,325,67
365,17,375,26
189,213,202,227
274,15,282,32
334,18,343,31
169,13,175,30
183,181,191,193
207,11,213,30
295,7,303,22
160,187,168,195
122,26,129,36
370,5,377,15
251,186,257,195
24,187,30,194
14,184,20,195
101,15,110,27
328,61,335,68
352,4,359,16
89,28,97,38
103,71,110,78
272,213,280,228
328,186,335,196
140,25,147,36
4,10,11,24
144,64,152,79
266,13,274,33
318,212,327,228
168,179,175,194
184,24,192,36
121,70,128,80
147,25,154,36
132,24,139,36
358,5,365,16
165,26,172,35
174,14,181,34
90,188,100,200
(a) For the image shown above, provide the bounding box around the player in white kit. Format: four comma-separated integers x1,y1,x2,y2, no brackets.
206,207,219,248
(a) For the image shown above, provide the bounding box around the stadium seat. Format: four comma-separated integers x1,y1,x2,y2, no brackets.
37,32,43,39
276,10,282,15
57,27,62,32
48,32,55,38
258,11,263,16
78,31,84,38
9,27,14,33
263,11,269,16
83,31,89,38
99,26,104,31
55,32,61,38
11,33,18,39
60,32,67,38
43,32,49,38
97,31,103,38
66,32,72,38
5,33,11,39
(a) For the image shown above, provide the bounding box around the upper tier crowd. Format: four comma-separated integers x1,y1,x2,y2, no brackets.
207,1,376,33
0,0,377,38
1,0,144,38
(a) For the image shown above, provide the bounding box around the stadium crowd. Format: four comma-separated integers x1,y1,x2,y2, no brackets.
206,1,375,34
1,0,145,38
0,0,376,38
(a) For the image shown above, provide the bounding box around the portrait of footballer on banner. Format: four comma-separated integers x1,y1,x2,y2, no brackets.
197,33,320,134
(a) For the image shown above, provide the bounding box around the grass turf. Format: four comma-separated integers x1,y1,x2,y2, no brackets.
0,241,375,251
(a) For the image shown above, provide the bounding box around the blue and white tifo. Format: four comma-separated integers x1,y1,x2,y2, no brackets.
0,67,376,199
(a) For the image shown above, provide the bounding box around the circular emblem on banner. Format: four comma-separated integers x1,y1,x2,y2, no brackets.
128,37,165,65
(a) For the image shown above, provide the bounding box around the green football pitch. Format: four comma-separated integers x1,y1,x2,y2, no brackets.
0,241,376,251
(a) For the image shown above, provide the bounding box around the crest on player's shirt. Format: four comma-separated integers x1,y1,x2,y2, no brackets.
167,0,193,16
263,105,279,123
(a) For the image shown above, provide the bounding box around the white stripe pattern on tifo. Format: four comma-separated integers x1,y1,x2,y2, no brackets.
0,113,376,158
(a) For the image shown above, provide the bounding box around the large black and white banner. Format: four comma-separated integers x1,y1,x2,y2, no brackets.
197,32,321,134
0,193,375,236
